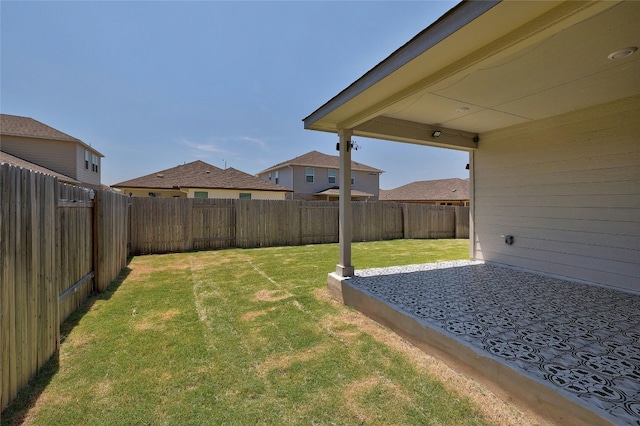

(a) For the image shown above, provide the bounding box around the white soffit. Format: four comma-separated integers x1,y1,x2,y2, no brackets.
426,1,640,128
305,0,640,142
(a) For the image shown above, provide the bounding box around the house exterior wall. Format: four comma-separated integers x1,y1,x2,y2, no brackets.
472,95,640,292
118,187,286,200
0,135,101,185
74,145,101,186
1,135,76,178
259,165,380,200
117,188,187,198
290,166,380,199
183,188,286,200
258,167,293,189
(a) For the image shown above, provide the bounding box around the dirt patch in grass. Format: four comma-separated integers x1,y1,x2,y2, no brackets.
188,256,233,271
126,262,155,282
314,288,551,426
63,332,95,349
256,344,330,377
241,307,277,321
344,376,411,423
92,379,114,399
134,309,182,332
254,289,291,302
19,387,72,425
160,309,181,321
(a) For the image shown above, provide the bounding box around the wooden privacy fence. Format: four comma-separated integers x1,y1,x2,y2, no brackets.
1,164,129,411
129,198,469,254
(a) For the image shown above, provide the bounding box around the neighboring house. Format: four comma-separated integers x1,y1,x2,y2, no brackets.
1,151,80,185
112,160,291,200
0,114,103,188
257,150,383,201
304,1,640,293
380,178,469,206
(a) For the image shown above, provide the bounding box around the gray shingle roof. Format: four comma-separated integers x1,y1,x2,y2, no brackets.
0,151,80,184
258,150,383,174
112,160,292,192
379,178,469,201
0,113,104,157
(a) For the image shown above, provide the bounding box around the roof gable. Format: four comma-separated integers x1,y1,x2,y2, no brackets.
112,160,291,192
259,150,383,174
0,114,104,156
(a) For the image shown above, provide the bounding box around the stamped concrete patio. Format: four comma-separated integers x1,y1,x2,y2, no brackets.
342,261,640,425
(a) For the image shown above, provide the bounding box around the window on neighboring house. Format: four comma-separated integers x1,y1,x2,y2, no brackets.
91,154,99,173
328,169,336,184
84,150,90,170
194,191,208,199
268,172,272,181
306,167,314,183
239,193,251,200
274,170,279,184
351,171,355,186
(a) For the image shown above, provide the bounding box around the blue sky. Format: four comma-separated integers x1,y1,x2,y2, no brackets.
1,1,468,189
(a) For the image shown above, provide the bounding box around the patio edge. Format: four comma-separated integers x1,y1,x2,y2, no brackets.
327,272,347,303
339,279,614,426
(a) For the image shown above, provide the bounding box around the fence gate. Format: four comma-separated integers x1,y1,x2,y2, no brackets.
1,163,129,411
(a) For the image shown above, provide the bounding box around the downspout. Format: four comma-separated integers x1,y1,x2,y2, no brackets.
336,129,354,277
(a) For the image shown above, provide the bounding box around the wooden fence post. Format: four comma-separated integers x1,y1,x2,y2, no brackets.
92,190,100,292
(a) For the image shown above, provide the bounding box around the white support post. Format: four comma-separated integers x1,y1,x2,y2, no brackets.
468,150,476,260
336,129,354,277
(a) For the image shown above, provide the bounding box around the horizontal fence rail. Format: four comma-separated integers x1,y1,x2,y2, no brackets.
129,198,469,255
1,163,129,411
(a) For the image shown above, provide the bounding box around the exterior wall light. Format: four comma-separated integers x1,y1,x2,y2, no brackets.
432,130,442,138
608,47,637,60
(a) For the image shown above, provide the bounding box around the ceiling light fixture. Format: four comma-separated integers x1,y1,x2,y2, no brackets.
456,107,470,113
608,47,637,60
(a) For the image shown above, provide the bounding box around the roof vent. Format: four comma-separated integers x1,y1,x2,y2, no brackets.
206,170,211,174
157,174,164,178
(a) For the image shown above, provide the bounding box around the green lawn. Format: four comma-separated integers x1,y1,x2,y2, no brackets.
3,239,498,425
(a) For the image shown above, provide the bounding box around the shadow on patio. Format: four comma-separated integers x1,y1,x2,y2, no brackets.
342,261,640,426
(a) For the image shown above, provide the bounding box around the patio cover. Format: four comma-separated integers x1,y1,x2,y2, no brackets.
303,0,640,277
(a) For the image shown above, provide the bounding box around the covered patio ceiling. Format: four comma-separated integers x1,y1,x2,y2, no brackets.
304,1,640,150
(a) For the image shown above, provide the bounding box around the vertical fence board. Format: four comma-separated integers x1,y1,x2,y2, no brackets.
1,164,129,410
192,199,236,251
1,165,18,408
128,198,465,255
455,206,470,239
96,190,129,292
58,184,94,323
403,204,456,239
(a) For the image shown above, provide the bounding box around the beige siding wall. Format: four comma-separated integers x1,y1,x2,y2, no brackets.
0,136,76,179
258,167,293,189
184,188,286,200
291,166,380,199
473,95,640,292
117,187,286,200
0,136,101,185
74,145,101,186
117,188,187,198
